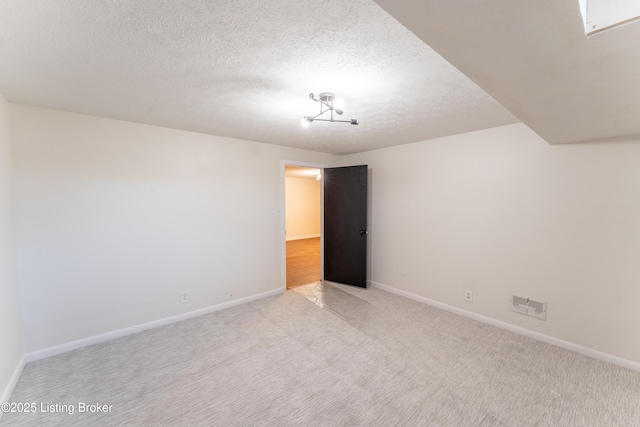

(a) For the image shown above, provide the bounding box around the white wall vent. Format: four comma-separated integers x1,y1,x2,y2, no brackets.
510,295,547,320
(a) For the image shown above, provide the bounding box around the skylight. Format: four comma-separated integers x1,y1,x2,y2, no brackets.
579,0,640,36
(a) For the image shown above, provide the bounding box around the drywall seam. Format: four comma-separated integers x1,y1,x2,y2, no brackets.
24,288,284,363
369,281,640,373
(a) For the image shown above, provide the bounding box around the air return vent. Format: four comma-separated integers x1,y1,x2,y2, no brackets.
510,295,547,320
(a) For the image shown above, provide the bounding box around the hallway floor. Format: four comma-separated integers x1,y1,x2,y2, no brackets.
286,237,320,289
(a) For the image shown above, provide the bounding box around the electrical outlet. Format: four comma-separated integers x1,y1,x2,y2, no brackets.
180,291,189,304
464,290,473,302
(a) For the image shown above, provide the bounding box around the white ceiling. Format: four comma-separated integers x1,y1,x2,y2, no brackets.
0,0,516,155
374,0,640,145
1,1,637,154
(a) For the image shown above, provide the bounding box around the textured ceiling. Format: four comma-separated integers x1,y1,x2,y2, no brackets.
373,0,640,145
0,0,517,155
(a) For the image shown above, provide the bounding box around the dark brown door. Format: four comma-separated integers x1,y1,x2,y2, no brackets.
323,165,368,287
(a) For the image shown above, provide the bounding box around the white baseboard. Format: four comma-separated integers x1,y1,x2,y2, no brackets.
25,288,284,363
0,355,26,420
286,234,320,241
370,280,640,373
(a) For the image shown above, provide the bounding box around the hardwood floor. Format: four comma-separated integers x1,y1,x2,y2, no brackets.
286,237,320,289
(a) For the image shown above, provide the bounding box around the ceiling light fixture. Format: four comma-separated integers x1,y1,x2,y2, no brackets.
303,92,359,126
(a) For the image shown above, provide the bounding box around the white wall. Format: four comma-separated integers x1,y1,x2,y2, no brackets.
0,95,24,401
285,176,321,240
11,105,338,352
10,103,640,367
344,123,640,364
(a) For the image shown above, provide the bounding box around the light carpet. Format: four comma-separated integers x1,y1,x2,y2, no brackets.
3,281,640,426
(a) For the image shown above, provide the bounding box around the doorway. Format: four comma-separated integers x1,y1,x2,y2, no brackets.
284,165,322,289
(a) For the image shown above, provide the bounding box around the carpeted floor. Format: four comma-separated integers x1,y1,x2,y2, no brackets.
3,282,640,426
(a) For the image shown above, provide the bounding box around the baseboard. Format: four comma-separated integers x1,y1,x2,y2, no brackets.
370,280,640,373
0,354,26,420
286,234,320,241
25,288,284,363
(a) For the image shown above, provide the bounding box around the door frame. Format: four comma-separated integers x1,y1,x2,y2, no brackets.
281,160,328,290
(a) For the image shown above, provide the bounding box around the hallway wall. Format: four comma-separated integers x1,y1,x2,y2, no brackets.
285,175,321,240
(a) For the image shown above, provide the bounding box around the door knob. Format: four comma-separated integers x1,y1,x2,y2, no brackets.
359,229,368,236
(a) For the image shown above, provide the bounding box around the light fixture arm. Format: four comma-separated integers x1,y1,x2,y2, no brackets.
303,92,358,126
310,118,358,124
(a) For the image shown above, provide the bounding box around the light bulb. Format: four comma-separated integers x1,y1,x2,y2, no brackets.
333,97,345,110
301,117,310,127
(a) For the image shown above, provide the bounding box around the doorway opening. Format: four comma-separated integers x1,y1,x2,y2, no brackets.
284,165,322,289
